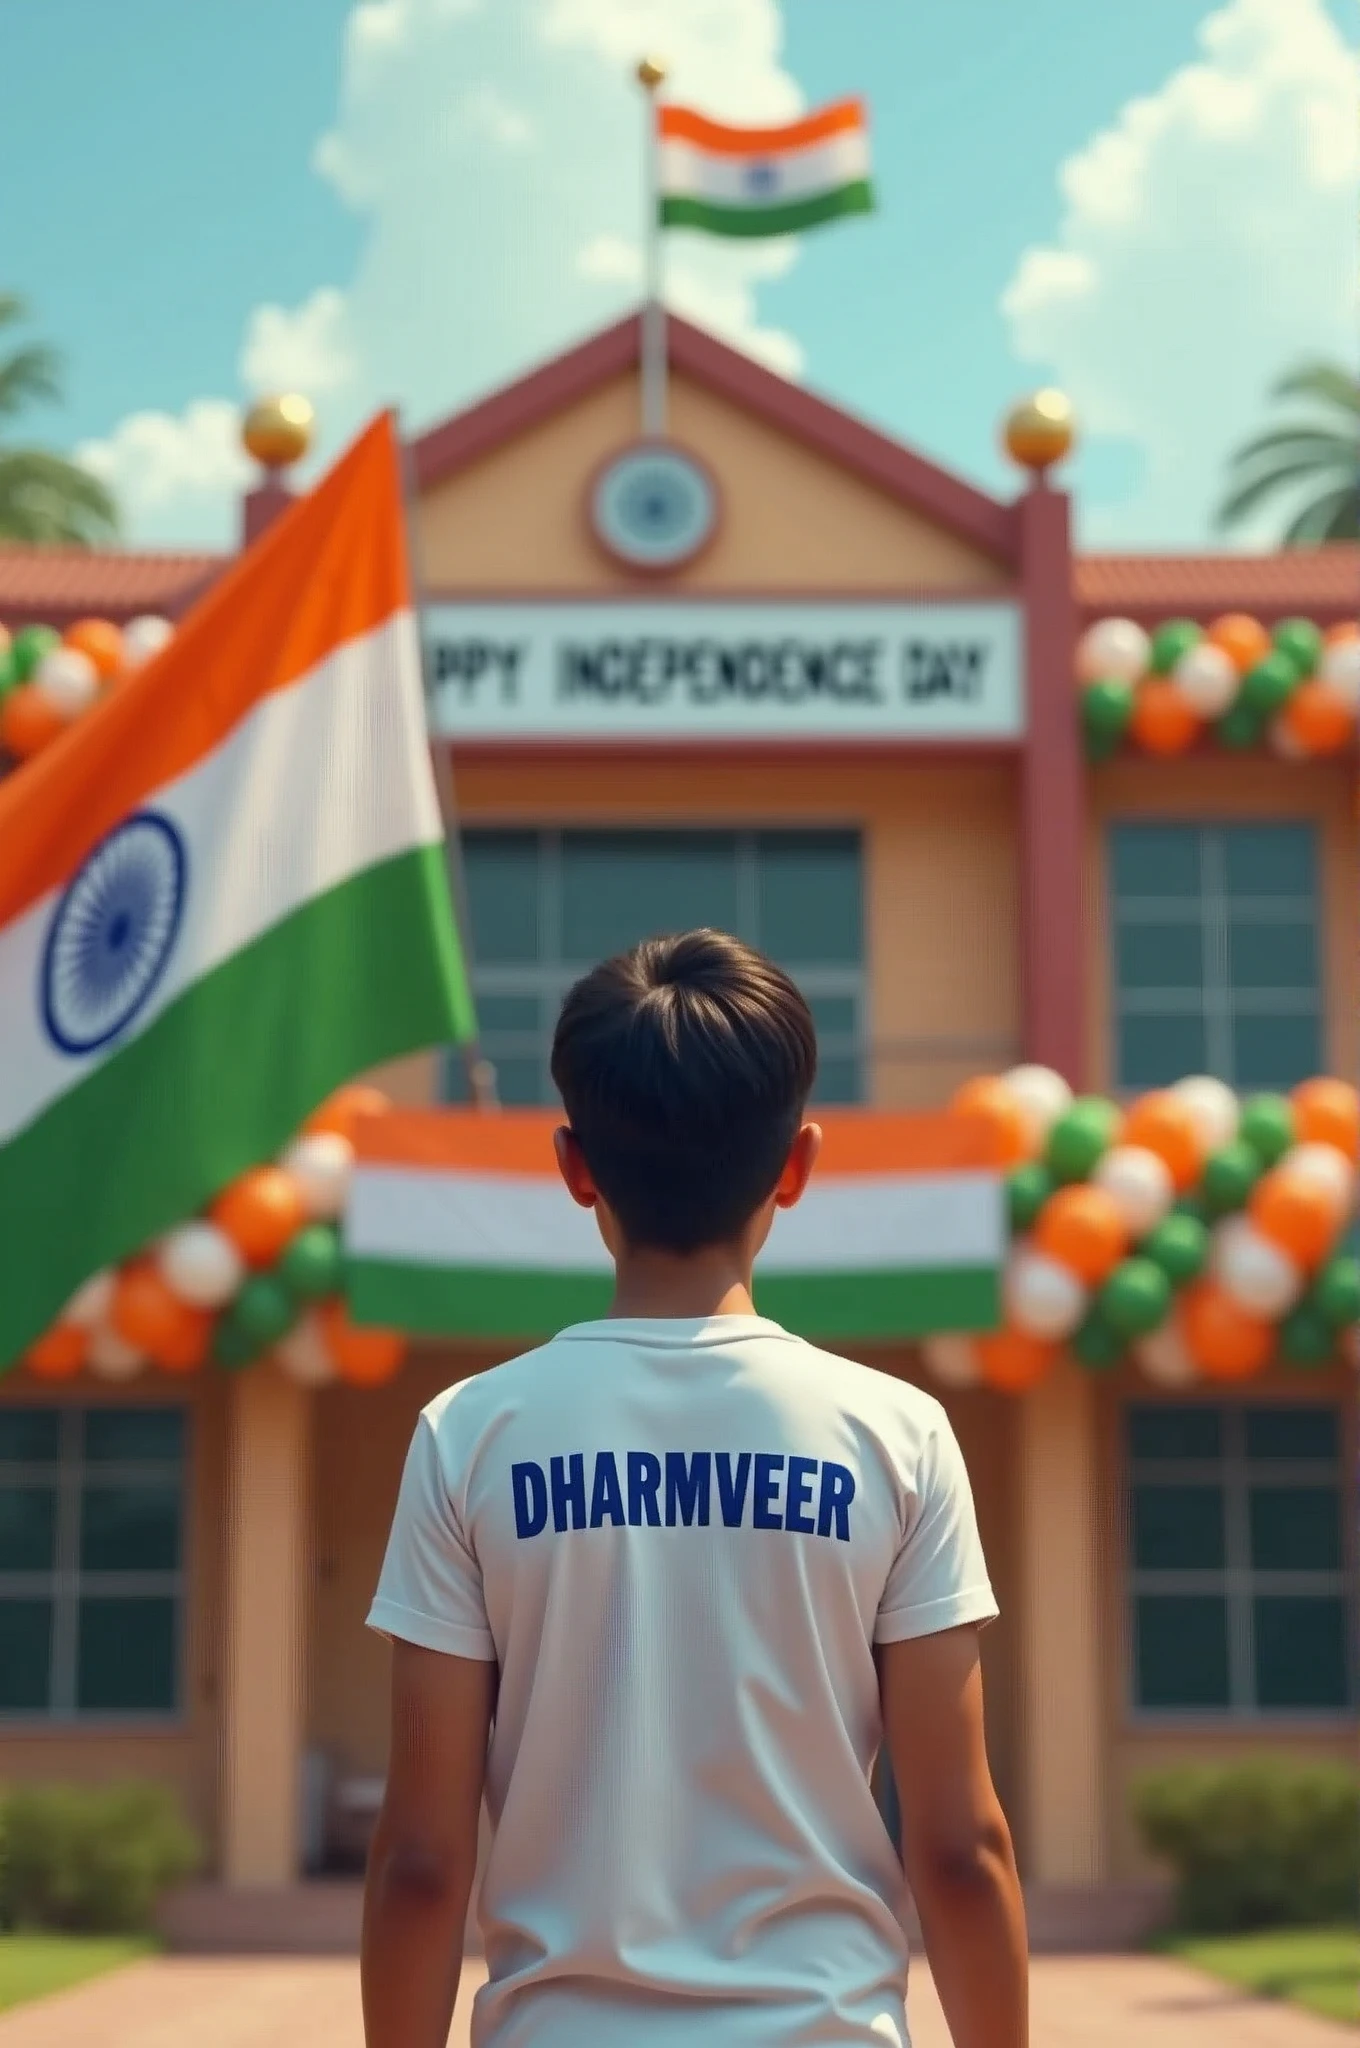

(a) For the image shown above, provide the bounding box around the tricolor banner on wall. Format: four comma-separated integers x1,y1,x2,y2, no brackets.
345,1108,1004,1341
658,97,874,240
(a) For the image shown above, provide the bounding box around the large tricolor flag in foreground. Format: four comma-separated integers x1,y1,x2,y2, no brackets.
658,97,873,239
346,1109,1003,1341
0,415,474,1363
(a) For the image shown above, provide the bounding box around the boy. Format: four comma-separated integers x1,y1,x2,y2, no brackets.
362,930,1028,2048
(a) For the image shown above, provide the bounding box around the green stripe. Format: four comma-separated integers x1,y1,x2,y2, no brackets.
660,180,874,240
1,845,473,1365
347,1257,999,1343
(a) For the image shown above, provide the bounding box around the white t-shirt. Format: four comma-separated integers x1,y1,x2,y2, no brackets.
368,1315,998,2048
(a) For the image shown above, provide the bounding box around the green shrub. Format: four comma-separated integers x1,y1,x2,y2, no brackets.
1133,1758,1359,1934
0,1783,200,1933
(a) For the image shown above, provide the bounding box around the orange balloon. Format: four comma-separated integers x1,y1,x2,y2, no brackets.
976,1328,1056,1393
1279,678,1353,757
319,1298,406,1386
211,1166,307,1267
1129,678,1200,756
25,1322,88,1379
304,1084,391,1144
1324,621,1359,649
112,1261,212,1370
0,683,66,759
64,617,124,680
1291,1078,1360,1163
948,1076,1032,1167
1120,1090,1204,1191
1250,1165,1343,1270
1033,1184,1128,1283
1181,1279,1273,1380
1206,613,1271,675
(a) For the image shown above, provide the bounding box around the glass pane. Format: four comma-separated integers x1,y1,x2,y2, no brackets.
0,1411,61,1464
1254,1596,1350,1709
810,1055,862,1106
1228,920,1317,991
0,1486,57,1571
755,832,862,965
1250,1486,1341,1571
82,1410,184,1465
1128,1405,1223,1460
561,832,740,962
0,1599,52,1712
80,1483,180,1572
1133,1485,1224,1570
1111,826,1202,899
1117,1014,1209,1090
1136,1595,1230,1708
463,832,540,964
1231,1013,1321,1091
1223,824,1317,899
806,994,858,1038
1116,923,1204,990
77,1597,177,1713
475,993,540,1034
1245,1407,1338,1462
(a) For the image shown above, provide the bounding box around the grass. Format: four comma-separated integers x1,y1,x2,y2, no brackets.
1162,1925,1359,2028
0,1933,154,2014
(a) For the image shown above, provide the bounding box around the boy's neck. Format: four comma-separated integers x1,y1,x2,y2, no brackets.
608,1242,758,1322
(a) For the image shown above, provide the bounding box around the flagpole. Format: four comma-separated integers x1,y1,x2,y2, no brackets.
637,56,667,439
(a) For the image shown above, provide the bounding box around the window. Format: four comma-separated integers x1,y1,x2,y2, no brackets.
1110,823,1322,1090
447,829,865,1105
0,1408,186,1719
1125,1401,1354,1715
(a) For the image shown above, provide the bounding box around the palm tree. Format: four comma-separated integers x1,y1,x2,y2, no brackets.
1217,361,1359,545
0,294,118,544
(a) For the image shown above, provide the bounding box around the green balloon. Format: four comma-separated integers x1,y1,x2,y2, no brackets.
211,1318,261,1371
9,624,59,680
1201,1140,1262,1216
279,1222,343,1301
0,648,17,700
1239,1093,1296,1167
1280,1301,1334,1370
1241,652,1299,720
1273,618,1322,679
1141,1212,1209,1286
1150,619,1201,674
1072,1309,1125,1372
232,1274,297,1346
1215,696,1266,750
1099,1256,1173,1338
1172,1191,1209,1226
1311,1254,1360,1331
1045,1098,1122,1182
1007,1162,1055,1233
1082,678,1134,760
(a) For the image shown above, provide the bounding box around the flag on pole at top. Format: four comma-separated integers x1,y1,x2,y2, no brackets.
0,413,476,1364
657,96,874,239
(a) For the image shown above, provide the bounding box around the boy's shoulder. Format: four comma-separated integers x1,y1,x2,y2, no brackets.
780,1334,952,1438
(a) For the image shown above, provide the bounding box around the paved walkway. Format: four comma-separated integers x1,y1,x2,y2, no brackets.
0,1952,1350,2045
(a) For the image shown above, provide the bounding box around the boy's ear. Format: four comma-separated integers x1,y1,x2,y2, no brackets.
553,1125,599,1210
774,1121,822,1210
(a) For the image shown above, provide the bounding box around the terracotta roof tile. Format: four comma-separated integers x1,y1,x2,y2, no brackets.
0,546,225,625
1076,547,1359,620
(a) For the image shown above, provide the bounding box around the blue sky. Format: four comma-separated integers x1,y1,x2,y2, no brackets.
2,0,1353,549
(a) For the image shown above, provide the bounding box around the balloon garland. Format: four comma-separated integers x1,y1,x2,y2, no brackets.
0,614,175,773
923,1070,1360,1394
1078,615,1360,761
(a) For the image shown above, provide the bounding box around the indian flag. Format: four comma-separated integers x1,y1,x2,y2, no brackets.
0,415,474,1365
658,97,873,239
345,1108,1003,1341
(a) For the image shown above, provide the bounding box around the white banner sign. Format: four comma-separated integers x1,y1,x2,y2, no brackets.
423,601,1024,741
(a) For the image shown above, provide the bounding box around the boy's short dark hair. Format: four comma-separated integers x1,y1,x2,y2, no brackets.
550,929,818,1253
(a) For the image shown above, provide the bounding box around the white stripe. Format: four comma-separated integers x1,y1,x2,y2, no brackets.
0,611,441,1145
346,1167,1004,1275
660,129,870,208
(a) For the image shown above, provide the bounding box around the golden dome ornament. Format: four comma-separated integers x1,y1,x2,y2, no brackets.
242,394,315,472
636,55,667,91
1003,390,1076,475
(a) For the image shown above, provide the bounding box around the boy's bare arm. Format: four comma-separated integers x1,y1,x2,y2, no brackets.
878,1627,1028,2048
362,1641,496,2048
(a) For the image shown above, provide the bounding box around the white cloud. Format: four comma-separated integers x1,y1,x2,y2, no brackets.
240,287,356,398
1002,0,1359,547
76,400,251,546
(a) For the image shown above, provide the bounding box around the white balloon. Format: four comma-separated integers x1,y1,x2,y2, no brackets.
62,1268,115,1329
1269,716,1307,761
1320,636,1360,708
1212,1215,1302,1317
1004,1246,1087,1340
280,1133,354,1220
157,1221,244,1309
33,645,99,719
122,614,174,667
276,1312,338,1388
1171,641,1238,719
1077,617,1150,686
1136,1321,1198,1387
920,1334,982,1390
1002,1065,1072,1149
87,1325,145,1381
1283,1142,1356,1217
1172,1076,1239,1154
1093,1145,1175,1237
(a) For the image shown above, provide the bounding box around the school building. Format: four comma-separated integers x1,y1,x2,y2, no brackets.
0,310,1355,1934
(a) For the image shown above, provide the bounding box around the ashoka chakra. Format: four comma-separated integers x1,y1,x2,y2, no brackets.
42,811,187,1055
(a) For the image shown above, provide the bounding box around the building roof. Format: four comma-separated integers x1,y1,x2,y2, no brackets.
0,545,224,627
1076,547,1359,622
